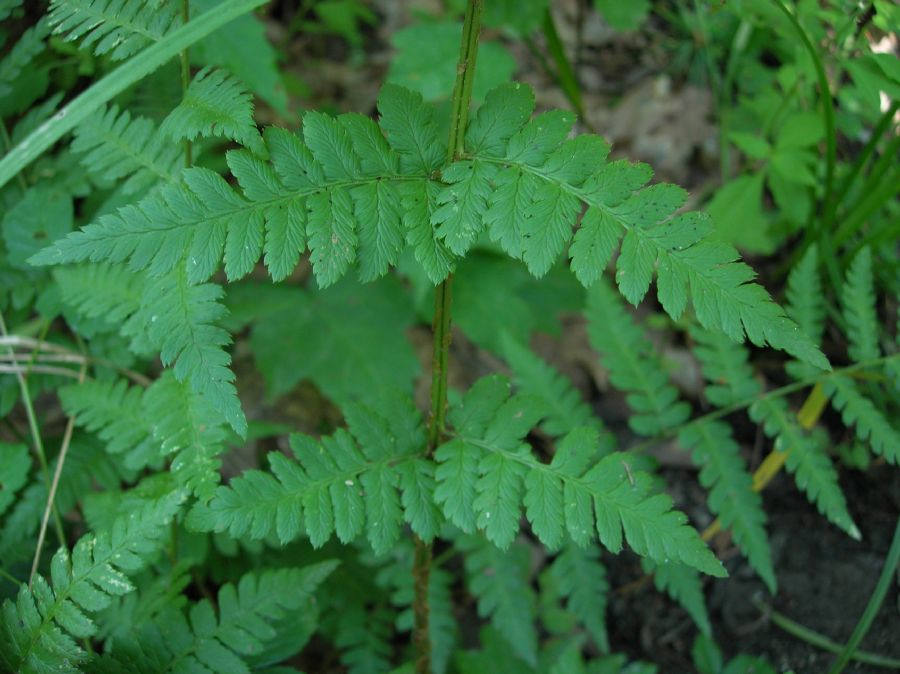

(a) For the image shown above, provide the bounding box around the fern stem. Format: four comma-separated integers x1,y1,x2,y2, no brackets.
751,593,900,670
415,3,484,673
0,0,267,190
827,516,900,674
29,355,87,586
0,311,66,550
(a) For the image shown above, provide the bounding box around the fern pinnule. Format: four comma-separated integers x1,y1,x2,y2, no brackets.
48,0,179,61
0,19,49,97
0,443,30,518
644,559,711,635
824,375,899,464
547,543,610,651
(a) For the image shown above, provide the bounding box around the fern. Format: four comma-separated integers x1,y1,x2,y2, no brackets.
685,327,775,590
842,247,880,364
188,393,437,553
31,80,828,372
643,559,711,635
71,105,181,194
55,263,245,436
547,543,609,652
160,66,265,155
0,492,185,674
0,443,30,518
0,19,49,97
785,245,825,380
824,375,899,464
460,535,538,666
499,333,604,438
336,606,395,674
585,280,690,435
47,0,180,61
89,562,337,673
437,376,725,575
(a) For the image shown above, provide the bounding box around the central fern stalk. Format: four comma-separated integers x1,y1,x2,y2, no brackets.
413,2,483,672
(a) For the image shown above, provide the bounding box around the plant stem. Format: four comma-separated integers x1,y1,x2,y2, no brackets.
827,516,900,674
751,595,900,669
413,3,483,673
0,311,66,550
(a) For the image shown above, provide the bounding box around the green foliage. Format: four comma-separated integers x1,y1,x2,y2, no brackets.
48,0,180,61
160,66,264,155
2,2,896,672
0,492,185,674
71,104,182,194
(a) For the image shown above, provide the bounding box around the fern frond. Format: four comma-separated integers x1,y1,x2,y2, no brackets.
438,376,726,576
824,375,899,464
842,247,880,363
72,105,181,194
499,333,602,437
0,19,49,96
689,324,761,406
547,543,609,651
48,0,179,61
90,562,337,673
54,263,144,327
459,85,827,370
0,443,30,518
160,66,264,154
785,245,824,343
187,394,432,554
58,378,158,471
460,535,538,666
644,559,711,635
586,281,690,435
679,420,775,591
751,397,858,538
0,492,185,674
336,606,395,674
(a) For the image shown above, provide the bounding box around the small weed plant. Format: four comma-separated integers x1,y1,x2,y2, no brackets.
0,1,897,673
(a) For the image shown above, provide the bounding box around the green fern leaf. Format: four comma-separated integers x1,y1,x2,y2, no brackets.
689,324,761,406
90,562,337,673
376,83,445,174
432,159,498,255
842,247,880,363
586,281,690,435
0,492,185,674
548,543,609,651
336,606,395,674
751,398,858,538
644,559,711,635
0,443,30,518
72,104,181,194
824,375,899,464
461,536,538,666
679,420,775,591
785,245,825,348
160,66,264,154
0,19,49,97
187,394,429,553
54,263,144,328
499,334,601,437
58,378,158,471
142,372,228,500
441,378,725,576
48,0,179,60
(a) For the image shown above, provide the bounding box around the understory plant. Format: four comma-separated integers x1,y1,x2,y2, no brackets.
0,1,897,673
